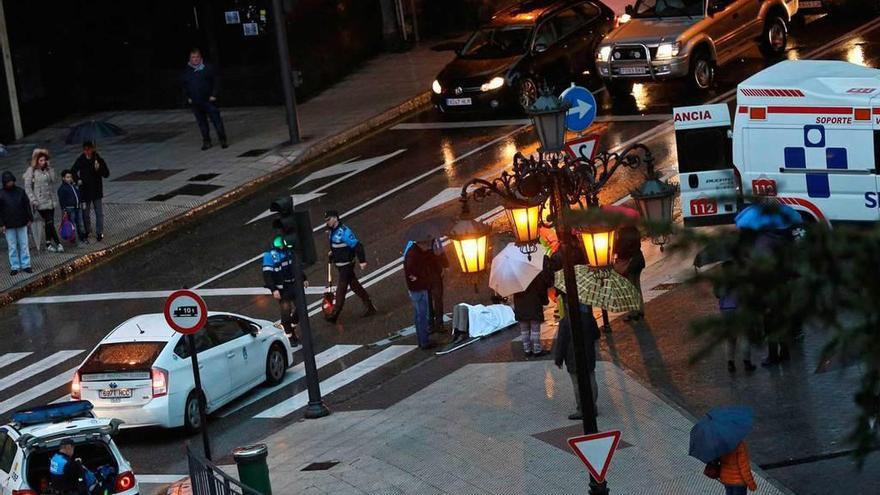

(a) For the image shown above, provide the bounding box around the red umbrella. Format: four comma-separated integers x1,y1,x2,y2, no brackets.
601,204,640,220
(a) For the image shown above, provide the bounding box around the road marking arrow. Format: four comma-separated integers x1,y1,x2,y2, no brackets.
405,187,464,218
245,149,406,225
569,98,593,119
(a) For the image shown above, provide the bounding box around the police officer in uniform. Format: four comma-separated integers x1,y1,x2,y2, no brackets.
263,236,306,346
324,210,376,323
49,439,86,494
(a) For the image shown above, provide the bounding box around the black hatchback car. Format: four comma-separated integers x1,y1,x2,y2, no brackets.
432,0,615,114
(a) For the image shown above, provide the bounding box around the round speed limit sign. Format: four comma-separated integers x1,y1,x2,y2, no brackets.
164,289,208,334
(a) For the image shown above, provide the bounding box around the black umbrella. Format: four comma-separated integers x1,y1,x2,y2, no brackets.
404,217,453,243
65,120,126,145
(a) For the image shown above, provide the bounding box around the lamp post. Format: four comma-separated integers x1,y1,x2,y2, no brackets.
452,89,676,495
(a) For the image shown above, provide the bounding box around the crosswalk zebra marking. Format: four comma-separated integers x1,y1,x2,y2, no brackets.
218,344,362,418
0,366,79,415
0,352,32,370
0,350,83,394
254,345,417,419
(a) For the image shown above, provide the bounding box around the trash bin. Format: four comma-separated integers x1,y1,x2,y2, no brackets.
233,444,271,495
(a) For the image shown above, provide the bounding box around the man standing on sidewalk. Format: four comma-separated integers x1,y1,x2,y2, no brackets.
0,171,33,275
182,48,228,150
262,236,303,346
71,141,109,242
427,238,449,333
324,210,376,323
404,240,434,350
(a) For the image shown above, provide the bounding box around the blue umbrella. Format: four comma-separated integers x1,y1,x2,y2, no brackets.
689,406,754,463
735,203,801,231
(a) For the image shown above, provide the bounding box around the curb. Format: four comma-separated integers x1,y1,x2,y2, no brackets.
0,91,433,310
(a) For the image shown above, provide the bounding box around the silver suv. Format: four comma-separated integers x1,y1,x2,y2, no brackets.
595,0,798,97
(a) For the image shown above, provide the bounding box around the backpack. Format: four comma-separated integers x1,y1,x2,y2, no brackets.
59,212,76,242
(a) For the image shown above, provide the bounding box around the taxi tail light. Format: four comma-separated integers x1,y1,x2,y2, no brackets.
151,367,168,398
71,370,81,400
114,471,136,493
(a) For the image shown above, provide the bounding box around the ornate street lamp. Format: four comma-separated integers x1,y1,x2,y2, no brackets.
449,218,490,275
504,198,542,256
528,91,569,153
631,174,677,250
452,87,677,495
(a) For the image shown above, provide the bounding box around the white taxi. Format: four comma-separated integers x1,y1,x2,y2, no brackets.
70,312,294,431
0,401,138,495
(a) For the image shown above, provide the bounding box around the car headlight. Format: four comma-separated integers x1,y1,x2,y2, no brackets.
655,42,681,60
480,76,505,92
432,79,442,94
597,46,612,62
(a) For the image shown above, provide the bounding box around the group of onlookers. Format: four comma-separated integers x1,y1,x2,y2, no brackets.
0,141,109,276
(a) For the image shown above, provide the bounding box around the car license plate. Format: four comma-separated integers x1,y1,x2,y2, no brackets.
689,198,718,216
446,98,472,106
99,388,132,399
800,0,822,7
618,66,647,75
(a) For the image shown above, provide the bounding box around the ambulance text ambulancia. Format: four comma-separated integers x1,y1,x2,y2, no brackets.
674,60,880,227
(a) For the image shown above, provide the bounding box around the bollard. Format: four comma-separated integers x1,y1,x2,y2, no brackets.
233,444,272,495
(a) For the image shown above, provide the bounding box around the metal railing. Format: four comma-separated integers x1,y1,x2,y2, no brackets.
187,446,261,495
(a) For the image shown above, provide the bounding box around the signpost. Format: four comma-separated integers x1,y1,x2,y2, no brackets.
565,134,600,161
560,85,597,132
568,430,622,484
164,289,212,460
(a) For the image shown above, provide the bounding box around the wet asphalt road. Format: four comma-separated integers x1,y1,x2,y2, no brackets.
2,13,880,493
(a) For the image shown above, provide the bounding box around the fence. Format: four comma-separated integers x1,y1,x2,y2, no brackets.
187,446,262,495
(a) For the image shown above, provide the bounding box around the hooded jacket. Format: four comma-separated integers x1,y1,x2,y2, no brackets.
0,171,33,228
23,164,56,210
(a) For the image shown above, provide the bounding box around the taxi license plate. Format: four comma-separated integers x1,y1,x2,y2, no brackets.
618,67,647,75
446,98,472,106
690,198,718,216
800,0,822,7
99,388,132,399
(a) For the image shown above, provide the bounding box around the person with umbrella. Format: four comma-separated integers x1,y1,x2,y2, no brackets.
427,237,450,333
71,141,109,242
512,254,552,356
689,406,758,494
613,224,645,322
404,239,436,350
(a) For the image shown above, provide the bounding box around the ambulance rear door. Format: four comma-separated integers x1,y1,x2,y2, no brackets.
673,103,738,227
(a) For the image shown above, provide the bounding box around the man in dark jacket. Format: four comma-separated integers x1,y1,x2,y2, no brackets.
70,141,109,242
404,240,434,349
182,48,228,150
427,238,449,333
324,210,376,322
554,298,600,420
58,169,87,244
0,170,33,275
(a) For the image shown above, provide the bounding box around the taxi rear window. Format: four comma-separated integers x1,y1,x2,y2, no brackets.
80,342,165,373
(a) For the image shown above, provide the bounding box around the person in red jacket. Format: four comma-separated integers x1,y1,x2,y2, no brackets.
719,441,758,494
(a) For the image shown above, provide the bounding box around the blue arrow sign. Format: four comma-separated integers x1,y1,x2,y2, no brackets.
560,85,597,132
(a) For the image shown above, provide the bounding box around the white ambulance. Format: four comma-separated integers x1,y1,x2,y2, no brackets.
675,60,880,227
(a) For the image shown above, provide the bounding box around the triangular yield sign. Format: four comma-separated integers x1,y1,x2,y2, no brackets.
567,430,621,483
565,134,600,161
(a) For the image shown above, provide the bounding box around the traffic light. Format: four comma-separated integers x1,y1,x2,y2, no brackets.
270,196,317,265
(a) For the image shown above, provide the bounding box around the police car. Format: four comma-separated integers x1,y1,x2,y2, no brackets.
70,312,294,431
675,60,880,227
0,401,139,495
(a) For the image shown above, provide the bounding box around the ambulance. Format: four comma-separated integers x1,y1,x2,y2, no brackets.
674,60,880,227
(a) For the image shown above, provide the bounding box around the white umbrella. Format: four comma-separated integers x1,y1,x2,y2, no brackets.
489,243,544,297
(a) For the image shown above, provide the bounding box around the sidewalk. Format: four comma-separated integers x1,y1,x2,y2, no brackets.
0,43,455,301
194,360,785,494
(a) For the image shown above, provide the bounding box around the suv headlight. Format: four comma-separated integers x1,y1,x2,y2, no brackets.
655,42,681,60
597,46,612,62
480,76,505,92
432,80,442,94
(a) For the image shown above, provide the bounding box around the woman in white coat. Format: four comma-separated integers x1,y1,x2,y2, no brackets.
23,148,63,252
